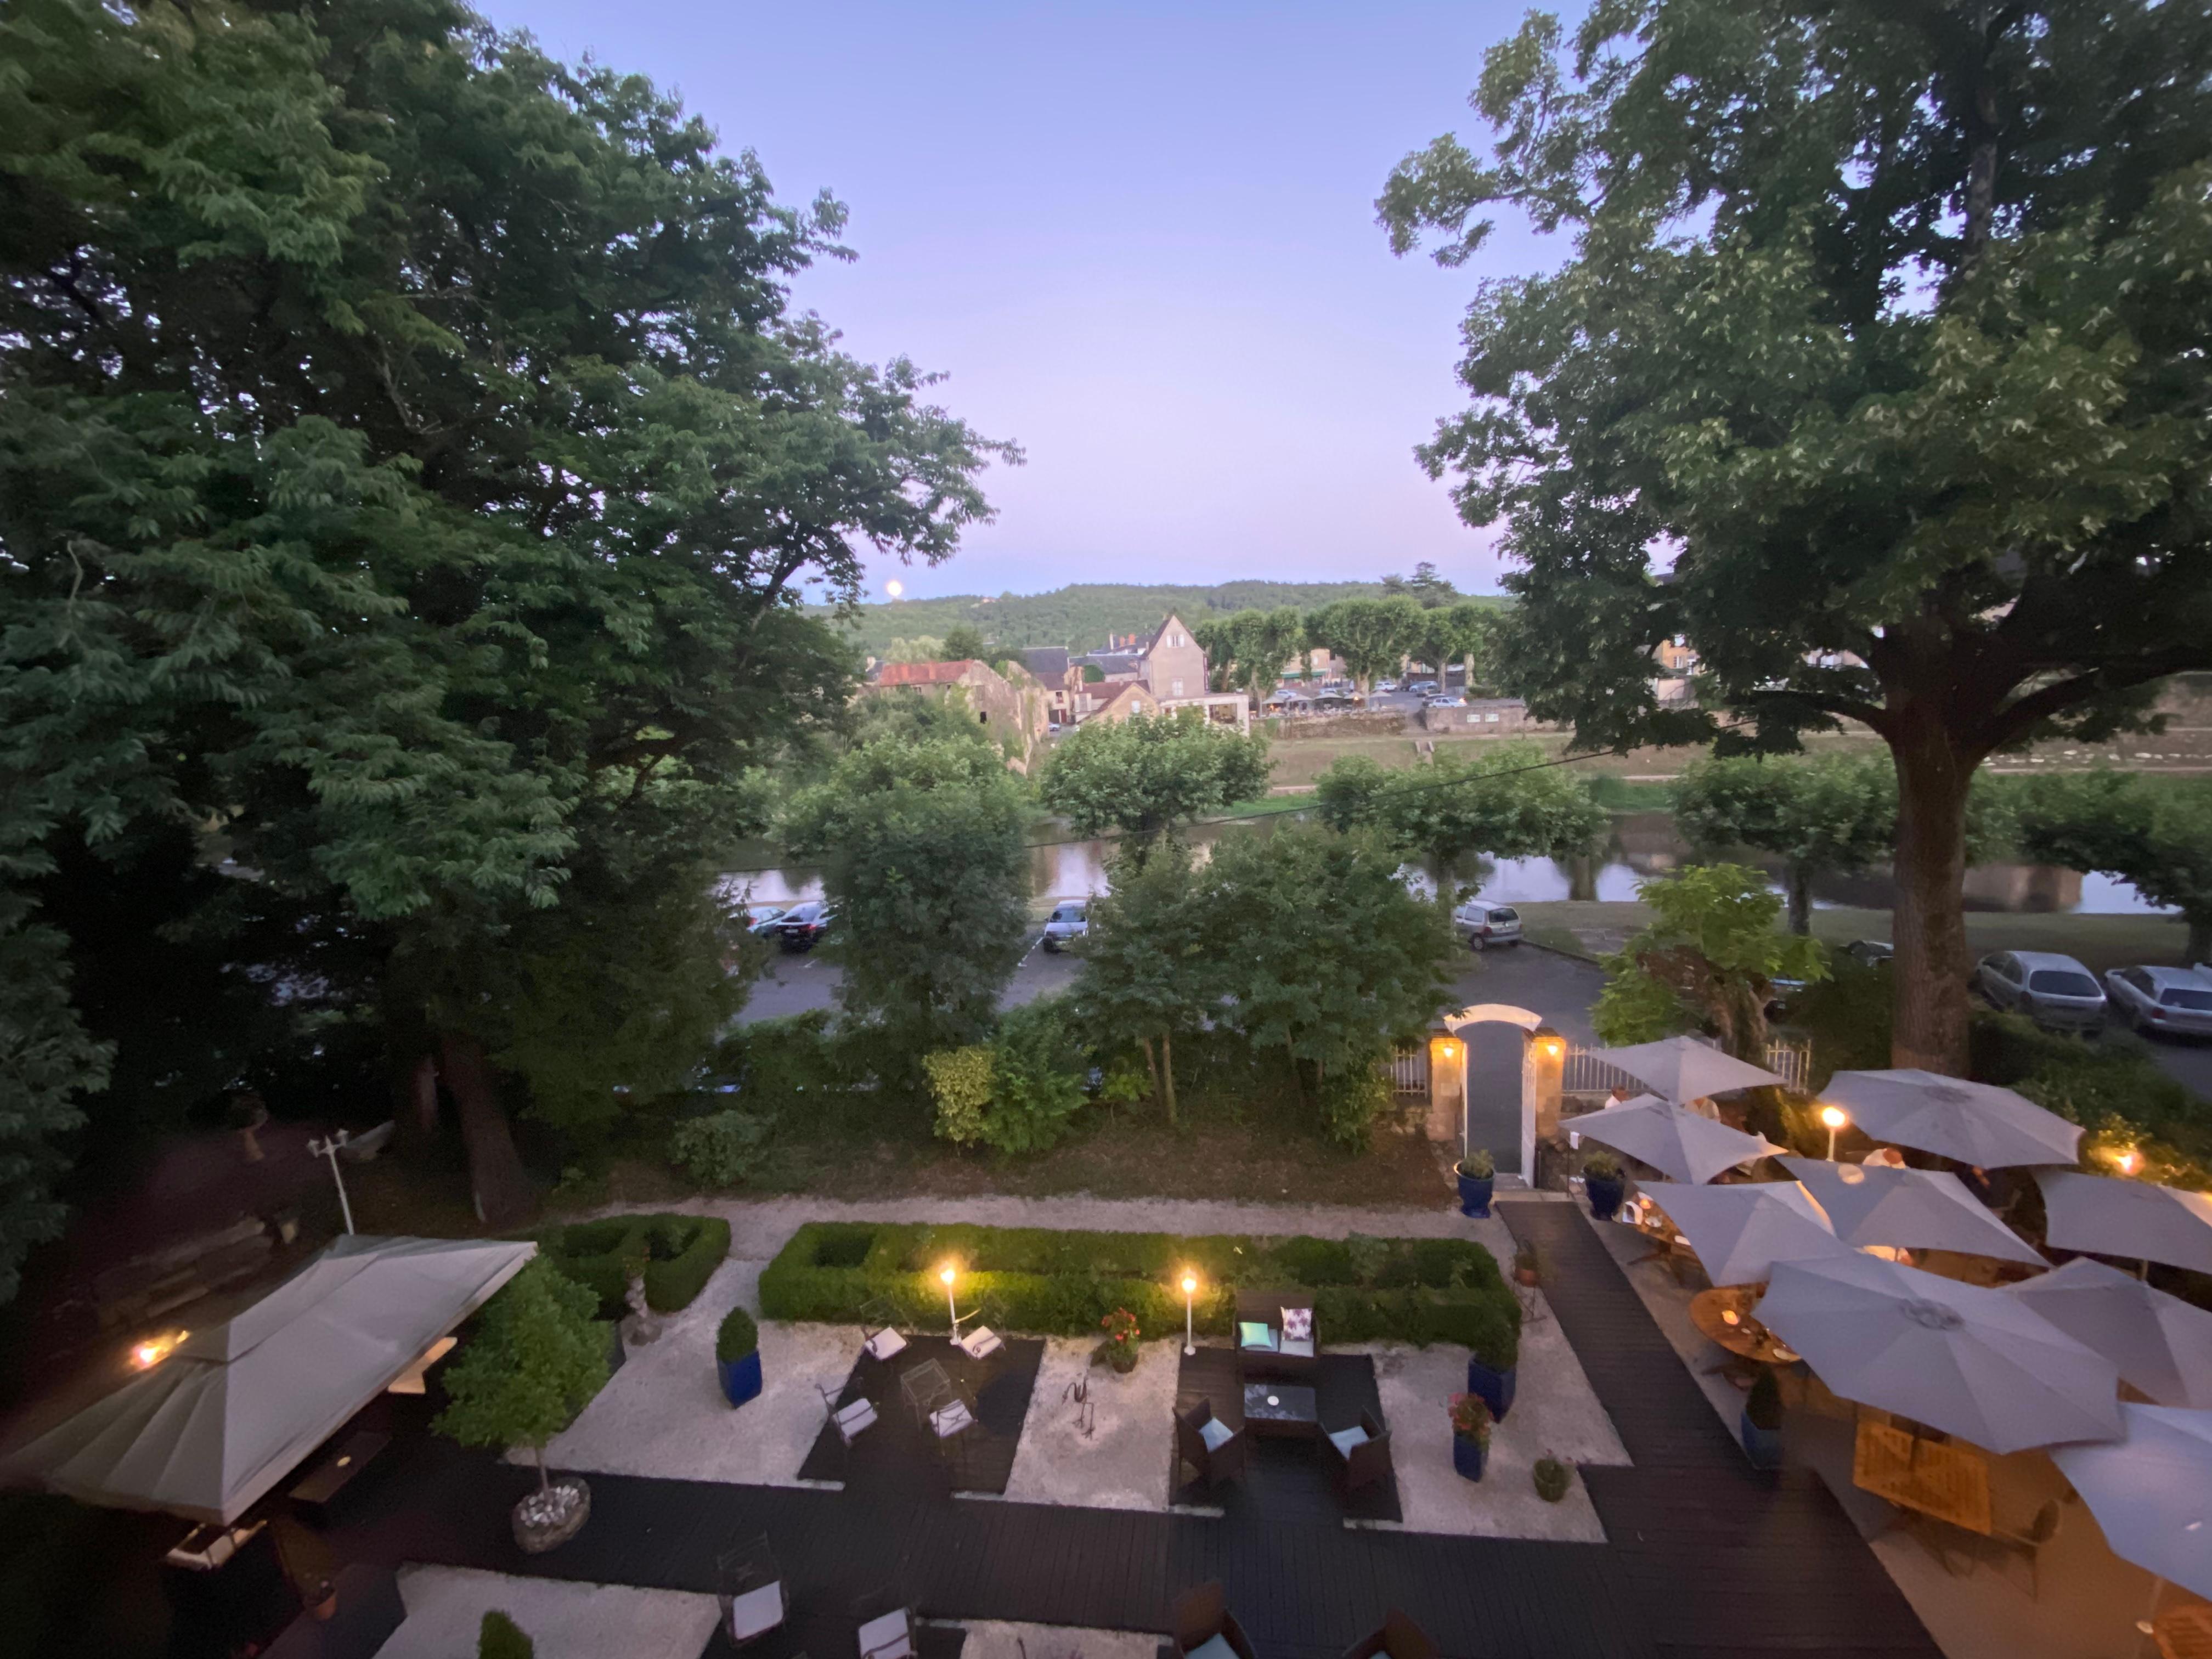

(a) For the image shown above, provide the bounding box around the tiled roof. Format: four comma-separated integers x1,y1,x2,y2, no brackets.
1020,647,1071,680
873,659,975,687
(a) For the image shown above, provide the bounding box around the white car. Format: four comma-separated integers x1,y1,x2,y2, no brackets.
1426,695,1466,708
1041,900,1089,952
1973,950,2106,1034
1453,902,1523,950
1376,679,1400,693
2103,964,2212,1039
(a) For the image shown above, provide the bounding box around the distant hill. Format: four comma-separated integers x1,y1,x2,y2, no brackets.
819,580,1501,657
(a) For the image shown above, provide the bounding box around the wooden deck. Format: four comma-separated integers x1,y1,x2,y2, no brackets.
1171,1346,1401,1523
797,1335,1044,1497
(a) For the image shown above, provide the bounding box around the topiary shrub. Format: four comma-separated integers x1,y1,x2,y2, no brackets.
669,1111,771,1187
716,1306,759,1364
479,1610,534,1659
532,1215,730,1317
1533,1457,1571,1503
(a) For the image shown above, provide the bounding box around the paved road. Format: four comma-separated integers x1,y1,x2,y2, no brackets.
2108,1012,2212,1099
738,934,1086,1023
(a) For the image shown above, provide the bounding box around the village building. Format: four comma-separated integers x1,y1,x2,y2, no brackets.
1070,612,1250,732
864,657,1052,770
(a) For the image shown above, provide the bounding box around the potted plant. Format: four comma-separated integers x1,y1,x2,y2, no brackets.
1533,1456,1571,1503
1741,1367,1784,1470
479,1611,534,1658
1448,1392,1492,1481
435,1259,610,1554
1455,1148,1496,1218
1581,1150,1626,1220
1464,1307,1519,1419
1096,1307,1141,1374
716,1306,762,1407
1512,1242,1541,1287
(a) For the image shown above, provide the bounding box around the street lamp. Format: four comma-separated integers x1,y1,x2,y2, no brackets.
1180,1273,1199,1356
939,1263,958,1337
1818,1104,1849,1161
307,1129,356,1233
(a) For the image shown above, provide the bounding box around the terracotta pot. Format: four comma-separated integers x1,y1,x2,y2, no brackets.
1513,1266,1539,1288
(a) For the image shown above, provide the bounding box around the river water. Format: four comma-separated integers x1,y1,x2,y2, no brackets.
721,810,2173,917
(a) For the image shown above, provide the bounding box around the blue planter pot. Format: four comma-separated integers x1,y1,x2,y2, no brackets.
718,1350,763,1408
1456,1169,1495,1218
1740,1410,1782,1470
1466,1355,1517,1420
1585,1175,1625,1221
1451,1432,1487,1482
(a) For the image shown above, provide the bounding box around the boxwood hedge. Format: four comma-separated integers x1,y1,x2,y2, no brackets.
530,1214,731,1319
758,1222,1519,1370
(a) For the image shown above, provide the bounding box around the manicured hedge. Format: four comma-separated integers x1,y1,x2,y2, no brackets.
531,1214,731,1318
758,1222,1519,1369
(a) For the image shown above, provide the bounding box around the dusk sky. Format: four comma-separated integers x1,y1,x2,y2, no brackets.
477,2,1571,600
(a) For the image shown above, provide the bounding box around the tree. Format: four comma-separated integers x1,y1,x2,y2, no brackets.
1412,602,1498,691
479,1613,535,1659
883,636,946,663
1037,714,1271,847
1191,608,1306,699
1594,866,1829,1059
1676,755,1897,935
1071,843,1214,1124
1382,561,1461,608
785,732,1030,1072
2016,774,2212,963
1200,824,1457,1144
1316,741,1605,894
941,624,989,662
1304,597,1425,698
1381,2,2212,1074
1,0,1011,1242
435,1258,608,1493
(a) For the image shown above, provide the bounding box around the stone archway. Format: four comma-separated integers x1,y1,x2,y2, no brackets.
1435,1004,1562,1182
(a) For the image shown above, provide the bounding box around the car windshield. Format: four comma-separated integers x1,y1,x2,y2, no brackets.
1051,906,1083,922
785,903,823,922
2161,988,2212,1011
1491,909,1519,922
2028,970,2100,997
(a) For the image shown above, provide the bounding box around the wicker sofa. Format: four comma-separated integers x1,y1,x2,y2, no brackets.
1233,1289,1318,1383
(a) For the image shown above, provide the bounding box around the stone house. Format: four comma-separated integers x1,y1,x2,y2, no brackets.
866,658,1051,770
1071,613,1249,731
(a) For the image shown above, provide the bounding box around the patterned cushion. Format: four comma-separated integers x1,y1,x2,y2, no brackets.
1327,1424,1370,1457
1237,1320,1277,1351
1197,1415,1234,1451
1280,1305,1314,1341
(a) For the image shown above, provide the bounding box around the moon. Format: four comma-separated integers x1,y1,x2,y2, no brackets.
884,579,904,600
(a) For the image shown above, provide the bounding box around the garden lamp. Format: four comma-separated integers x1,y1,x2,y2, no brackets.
940,1263,957,1336
1819,1104,1848,1161
1180,1273,1198,1356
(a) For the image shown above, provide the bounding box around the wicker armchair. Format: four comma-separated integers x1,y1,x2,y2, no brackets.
1170,1580,1259,1659
1175,1398,1248,1490
1321,1408,1393,1501
1233,1288,1318,1383
1340,1609,1440,1659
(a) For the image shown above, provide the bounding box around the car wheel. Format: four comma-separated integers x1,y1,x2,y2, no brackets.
1042,940,1057,953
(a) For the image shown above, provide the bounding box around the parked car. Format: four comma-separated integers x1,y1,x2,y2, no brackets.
1841,939,1894,967
1375,679,1400,693
1972,950,2106,1034
772,900,835,952
1041,900,1089,952
1426,695,1466,708
1407,680,1440,697
1453,902,1523,950
2103,964,2212,1039
742,903,788,936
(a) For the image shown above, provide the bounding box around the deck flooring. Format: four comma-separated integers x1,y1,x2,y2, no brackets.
797,1335,1044,1497
1170,1347,1401,1523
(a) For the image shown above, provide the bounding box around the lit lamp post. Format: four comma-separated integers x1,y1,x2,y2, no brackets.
940,1264,958,1338
307,1128,356,1233
1819,1104,1849,1161
1181,1273,1199,1356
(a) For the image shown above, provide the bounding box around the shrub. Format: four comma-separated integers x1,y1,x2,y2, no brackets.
669,1111,771,1187
479,1611,534,1659
716,1306,759,1364
532,1214,730,1317
1459,1148,1495,1178
1319,1060,1393,1148
1581,1150,1623,1181
980,997,1087,1155
644,1217,731,1311
1533,1457,1571,1503
923,1046,994,1146
437,1260,608,1476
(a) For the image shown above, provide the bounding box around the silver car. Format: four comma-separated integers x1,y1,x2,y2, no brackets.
2103,964,2212,1039
1041,900,1089,952
1973,950,2107,1034
1453,902,1523,950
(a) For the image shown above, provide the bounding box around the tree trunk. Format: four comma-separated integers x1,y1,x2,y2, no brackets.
1141,1035,1161,1110
402,1052,440,1148
439,1031,535,1227
1786,864,1813,936
1160,1030,1178,1127
535,1444,550,1493
2187,909,2211,968
1888,720,1978,1075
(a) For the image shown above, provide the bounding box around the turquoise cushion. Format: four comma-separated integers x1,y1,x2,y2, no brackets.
1197,1416,1233,1451
1237,1321,1277,1351
1327,1424,1370,1457
1186,1637,1238,1659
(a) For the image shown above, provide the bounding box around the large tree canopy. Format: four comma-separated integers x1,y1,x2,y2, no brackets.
1316,741,1605,889
1381,0,2212,1073
0,0,1011,1260
2016,772,2212,964
1037,712,1271,847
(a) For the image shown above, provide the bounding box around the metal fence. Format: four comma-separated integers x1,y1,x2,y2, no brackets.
1562,1036,1809,1096
1388,1041,1430,1100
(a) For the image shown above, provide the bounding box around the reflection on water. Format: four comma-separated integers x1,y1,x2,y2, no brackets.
721,808,2176,917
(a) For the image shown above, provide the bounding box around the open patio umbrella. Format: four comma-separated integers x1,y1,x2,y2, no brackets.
1819,1070,2083,1168
2012,1258,2212,1409
1586,1036,1784,1102
1636,1181,1854,1285
2037,1171,2212,1276
2050,1406,2212,1601
1779,1157,2047,1266
1571,1094,1785,1183
1758,1253,2121,1453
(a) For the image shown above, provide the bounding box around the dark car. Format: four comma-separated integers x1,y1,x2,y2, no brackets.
772,901,835,952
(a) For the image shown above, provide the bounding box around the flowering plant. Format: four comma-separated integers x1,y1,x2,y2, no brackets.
1448,1392,1493,1444
1100,1307,1139,1348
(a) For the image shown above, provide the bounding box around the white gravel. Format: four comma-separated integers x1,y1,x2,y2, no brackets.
1000,1338,1181,1511
376,1566,718,1659
952,1620,1158,1659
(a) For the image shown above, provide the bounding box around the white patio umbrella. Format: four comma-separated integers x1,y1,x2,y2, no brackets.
1780,1156,2047,1266
1758,1253,2122,1453
2012,1258,2212,1409
1572,1094,1785,1183
2049,1406,2212,1601
2038,1171,2212,1275
1587,1036,1784,1102
1636,1180,1855,1285
1819,1069,2083,1169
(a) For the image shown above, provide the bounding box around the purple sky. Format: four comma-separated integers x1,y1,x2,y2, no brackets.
478,1,1567,599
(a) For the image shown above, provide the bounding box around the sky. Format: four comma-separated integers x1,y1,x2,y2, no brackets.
475,1,1571,600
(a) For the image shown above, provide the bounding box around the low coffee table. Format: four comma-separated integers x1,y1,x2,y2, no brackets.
1242,1380,1319,1440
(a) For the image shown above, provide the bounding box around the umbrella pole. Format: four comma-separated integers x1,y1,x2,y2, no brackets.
2131,1575,2164,1659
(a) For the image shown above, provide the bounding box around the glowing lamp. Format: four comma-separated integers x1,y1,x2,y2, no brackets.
1818,1105,1848,1130
2114,1148,2142,1175
1537,1036,1565,1060
1179,1271,1199,1355
938,1263,958,1336
131,1331,185,1370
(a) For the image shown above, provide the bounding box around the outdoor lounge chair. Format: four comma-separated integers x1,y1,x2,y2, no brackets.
1233,1289,1318,1383
858,1296,909,1364
854,1591,918,1659
1339,1609,1441,1659
953,1293,1007,1361
1322,1408,1393,1501
715,1534,786,1645
1170,1580,1259,1659
819,1383,878,1445
1175,1398,1248,1490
